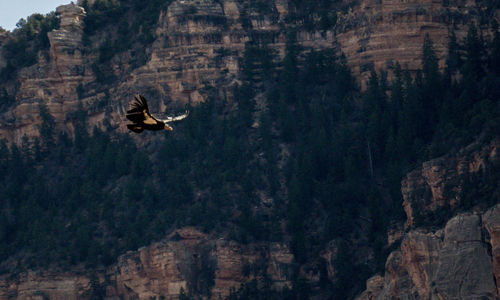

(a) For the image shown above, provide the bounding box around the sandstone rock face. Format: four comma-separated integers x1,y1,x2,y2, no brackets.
0,271,90,300
123,0,239,109
2,0,497,144
483,205,500,297
358,137,500,300
358,209,500,300
0,3,93,144
0,228,296,299
334,0,496,87
402,138,500,227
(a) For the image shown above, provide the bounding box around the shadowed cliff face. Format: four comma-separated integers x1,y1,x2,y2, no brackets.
358,139,500,300
402,138,500,227
359,207,500,300
0,0,497,144
0,228,295,299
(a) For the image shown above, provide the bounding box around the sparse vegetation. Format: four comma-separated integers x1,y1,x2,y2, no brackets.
0,12,59,79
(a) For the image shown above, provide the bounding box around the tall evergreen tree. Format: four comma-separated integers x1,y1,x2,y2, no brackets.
490,22,500,74
446,29,462,80
281,31,300,104
463,24,485,79
38,102,55,151
421,34,441,139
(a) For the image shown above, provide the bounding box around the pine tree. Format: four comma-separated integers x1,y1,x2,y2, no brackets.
490,21,500,74
446,29,462,80
421,34,441,139
463,24,485,79
281,31,300,104
179,287,191,300
38,102,55,151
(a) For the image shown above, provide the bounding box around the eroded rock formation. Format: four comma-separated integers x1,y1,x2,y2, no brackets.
358,208,500,300
358,138,500,300
0,3,93,144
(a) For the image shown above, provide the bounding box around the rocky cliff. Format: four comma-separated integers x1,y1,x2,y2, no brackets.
334,0,488,85
357,138,500,300
0,0,497,144
0,228,296,299
359,209,500,299
402,138,500,227
0,3,94,144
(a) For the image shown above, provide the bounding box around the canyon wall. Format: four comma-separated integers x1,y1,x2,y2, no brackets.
357,138,500,300
402,138,500,227
1,1,499,299
358,206,500,300
335,0,483,85
1,140,498,300
0,228,296,300
0,4,95,144
0,0,497,144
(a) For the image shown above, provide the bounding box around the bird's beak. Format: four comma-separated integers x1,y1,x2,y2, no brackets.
165,125,173,131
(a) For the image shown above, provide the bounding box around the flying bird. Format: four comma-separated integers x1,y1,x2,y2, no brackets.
126,94,189,133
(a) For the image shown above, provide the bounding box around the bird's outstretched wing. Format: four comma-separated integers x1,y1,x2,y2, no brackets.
126,94,158,125
163,111,189,123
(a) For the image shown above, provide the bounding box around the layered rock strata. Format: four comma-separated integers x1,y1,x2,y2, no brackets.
1,0,498,144
0,3,93,144
334,0,477,85
0,228,295,299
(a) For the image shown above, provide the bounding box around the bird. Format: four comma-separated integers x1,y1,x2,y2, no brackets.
125,94,189,133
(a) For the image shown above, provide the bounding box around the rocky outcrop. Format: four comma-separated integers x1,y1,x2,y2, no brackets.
122,0,239,109
358,208,500,299
483,205,500,297
0,3,93,144
0,228,296,299
402,138,500,227
358,137,500,300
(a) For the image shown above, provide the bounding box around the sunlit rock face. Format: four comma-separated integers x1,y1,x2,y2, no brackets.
333,0,497,88
0,3,93,144
0,0,498,144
